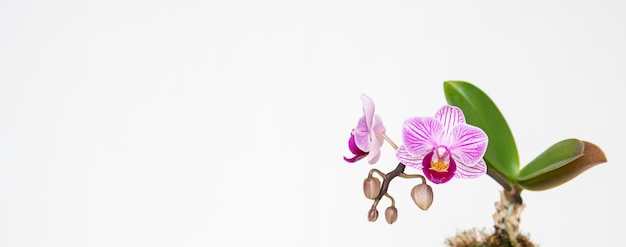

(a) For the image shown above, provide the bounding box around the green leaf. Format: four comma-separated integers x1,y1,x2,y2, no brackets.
518,141,607,191
444,81,519,180
517,139,584,181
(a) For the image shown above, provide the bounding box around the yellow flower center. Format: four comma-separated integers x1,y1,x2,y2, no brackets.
429,146,451,172
430,160,450,172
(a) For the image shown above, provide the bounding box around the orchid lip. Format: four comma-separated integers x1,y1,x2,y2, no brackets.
422,149,456,184
344,131,369,163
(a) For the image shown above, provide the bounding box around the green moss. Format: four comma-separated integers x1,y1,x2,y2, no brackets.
445,228,536,247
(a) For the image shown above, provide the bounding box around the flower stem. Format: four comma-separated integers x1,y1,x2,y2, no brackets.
371,163,426,203
384,193,395,207
486,166,523,204
399,172,426,184
381,133,398,150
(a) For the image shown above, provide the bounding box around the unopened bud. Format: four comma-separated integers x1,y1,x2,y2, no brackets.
411,183,434,211
363,177,381,199
367,208,379,222
384,206,398,224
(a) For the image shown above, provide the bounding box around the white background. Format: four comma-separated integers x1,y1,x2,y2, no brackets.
1,0,625,246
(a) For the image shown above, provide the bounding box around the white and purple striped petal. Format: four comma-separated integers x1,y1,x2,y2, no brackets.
396,145,425,169
434,105,466,144
449,123,488,166
402,117,442,156
454,159,487,178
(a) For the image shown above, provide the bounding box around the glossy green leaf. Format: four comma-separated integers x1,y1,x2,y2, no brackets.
517,139,584,181
444,81,519,180
518,141,607,191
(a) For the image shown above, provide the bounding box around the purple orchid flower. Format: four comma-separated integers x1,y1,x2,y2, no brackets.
344,94,387,164
396,105,488,184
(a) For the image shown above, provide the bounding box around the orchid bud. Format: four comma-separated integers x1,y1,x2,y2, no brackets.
384,206,398,224
367,208,379,222
411,183,433,211
363,177,381,199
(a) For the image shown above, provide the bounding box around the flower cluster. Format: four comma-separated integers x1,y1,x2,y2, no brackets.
343,94,387,164
343,94,488,223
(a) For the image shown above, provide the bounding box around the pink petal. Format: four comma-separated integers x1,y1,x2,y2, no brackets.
448,123,488,166
434,105,466,143
396,145,424,170
360,94,375,130
367,135,383,164
367,150,381,164
454,159,487,178
371,115,386,135
353,116,370,152
402,117,442,156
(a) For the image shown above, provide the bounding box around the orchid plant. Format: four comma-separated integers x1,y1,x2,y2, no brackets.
343,81,607,247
